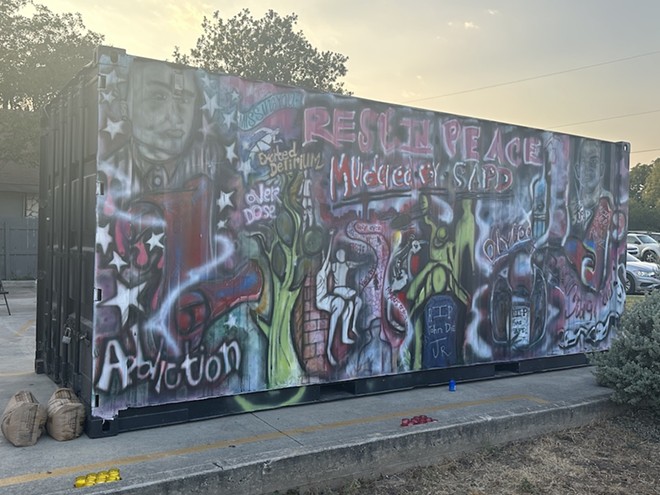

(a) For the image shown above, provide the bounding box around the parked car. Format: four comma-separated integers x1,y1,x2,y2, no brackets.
627,243,640,257
630,230,660,243
626,233,660,263
625,253,660,295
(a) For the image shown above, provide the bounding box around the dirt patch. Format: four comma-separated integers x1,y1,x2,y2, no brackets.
296,409,660,495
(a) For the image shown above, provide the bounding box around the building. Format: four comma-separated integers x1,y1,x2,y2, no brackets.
0,160,39,280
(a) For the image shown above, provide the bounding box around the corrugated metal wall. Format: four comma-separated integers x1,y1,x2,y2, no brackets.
38,46,630,436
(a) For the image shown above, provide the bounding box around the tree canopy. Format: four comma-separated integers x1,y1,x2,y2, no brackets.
0,0,102,168
629,163,652,203
640,158,660,210
172,9,350,95
0,109,39,167
0,0,104,111
628,158,660,231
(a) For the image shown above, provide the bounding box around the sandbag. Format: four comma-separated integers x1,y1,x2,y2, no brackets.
46,388,85,441
1,390,47,447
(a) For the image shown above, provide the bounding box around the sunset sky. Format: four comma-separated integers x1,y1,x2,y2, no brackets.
47,0,660,166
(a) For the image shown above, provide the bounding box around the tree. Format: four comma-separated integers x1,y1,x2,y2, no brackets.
641,158,660,209
0,0,104,111
0,109,40,167
173,9,350,95
628,163,652,203
0,0,103,168
627,159,660,231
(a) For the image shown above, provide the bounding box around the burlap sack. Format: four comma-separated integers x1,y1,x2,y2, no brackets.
1,390,48,447
46,388,85,441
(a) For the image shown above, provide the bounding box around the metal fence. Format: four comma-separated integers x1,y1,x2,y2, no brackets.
0,217,38,280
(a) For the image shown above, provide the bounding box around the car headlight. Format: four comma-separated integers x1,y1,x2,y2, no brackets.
635,270,652,277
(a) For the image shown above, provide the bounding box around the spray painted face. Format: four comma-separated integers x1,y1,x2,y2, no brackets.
576,141,604,195
130,62,197,162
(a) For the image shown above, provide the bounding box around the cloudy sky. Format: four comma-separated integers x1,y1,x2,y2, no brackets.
48,0,660,166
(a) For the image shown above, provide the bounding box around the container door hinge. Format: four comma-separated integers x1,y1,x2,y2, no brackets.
96,180,105,196
94,288,102,301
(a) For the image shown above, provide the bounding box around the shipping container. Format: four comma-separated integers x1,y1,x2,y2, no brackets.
37,46,630,437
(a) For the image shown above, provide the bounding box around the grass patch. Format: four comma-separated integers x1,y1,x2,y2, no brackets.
625,294,645,311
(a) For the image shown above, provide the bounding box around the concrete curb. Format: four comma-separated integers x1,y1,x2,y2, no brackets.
53,397,624,495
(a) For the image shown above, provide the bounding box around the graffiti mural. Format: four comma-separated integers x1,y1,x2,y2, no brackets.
91,54,628,419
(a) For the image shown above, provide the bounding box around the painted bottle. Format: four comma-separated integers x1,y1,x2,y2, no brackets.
532,170,549,239
510,286,531,349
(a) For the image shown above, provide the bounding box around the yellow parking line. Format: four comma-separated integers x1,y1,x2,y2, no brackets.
0,432,284,488
0,371,35,378
0,393,547,488
7,320,35,337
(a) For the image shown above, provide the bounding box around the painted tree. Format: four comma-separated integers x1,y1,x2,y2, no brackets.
405,196,475,369
172,9,350,94
248,172,326,387
175,8,348,387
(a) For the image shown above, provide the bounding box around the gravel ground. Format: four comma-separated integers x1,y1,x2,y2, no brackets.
292,408,660,495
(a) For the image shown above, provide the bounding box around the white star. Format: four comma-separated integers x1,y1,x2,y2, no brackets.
225,142,237,162
216,219,228,230
242,140,251,151
216,190,234,212
101,279,146,327
146,232,164,251
231,90,239,102
226,313,237,328
104,69,125,88
200,73,213,88
97,224,113,254
237,160,252,182
103,118,124,140
202,93,220,116
223,110,235,128
108,251,128,272
100,91,115,104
